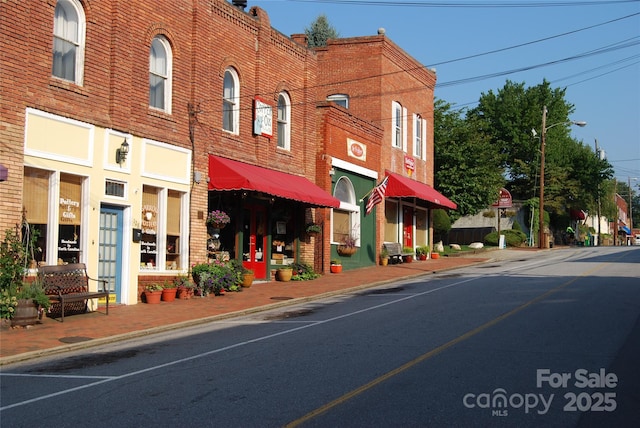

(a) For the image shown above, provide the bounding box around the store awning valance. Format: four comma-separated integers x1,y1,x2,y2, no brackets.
208,155,340,208
384,171,457,210
619,225,632,235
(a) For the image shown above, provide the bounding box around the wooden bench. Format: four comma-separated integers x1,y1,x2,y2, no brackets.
39,263,110,322
383,243,413,264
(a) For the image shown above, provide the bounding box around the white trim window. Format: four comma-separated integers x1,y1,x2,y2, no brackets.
52,0,85,84
392,101,407,150
413,114,426,160
149,36,172,112
332,176,360,247
327,94,349,109
223,68,240,134
277,92,291,150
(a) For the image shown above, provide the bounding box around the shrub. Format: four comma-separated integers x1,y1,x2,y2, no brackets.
484,230,527,247
290,262,320,281
512,220,523,232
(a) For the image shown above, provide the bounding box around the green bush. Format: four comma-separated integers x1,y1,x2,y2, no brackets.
291,262,319,281
484,230,527,247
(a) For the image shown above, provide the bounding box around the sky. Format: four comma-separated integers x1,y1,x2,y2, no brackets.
249,0,640,186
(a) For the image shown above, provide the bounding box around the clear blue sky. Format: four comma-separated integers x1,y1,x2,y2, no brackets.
251,0,640,185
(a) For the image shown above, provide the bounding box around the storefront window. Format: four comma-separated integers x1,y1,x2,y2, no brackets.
166,190,181,270
384,200,399,242
23,167,50,265
270,202,295,265
141,186,159,270
58,173,82,263
416,209,428,247
332,176,360,246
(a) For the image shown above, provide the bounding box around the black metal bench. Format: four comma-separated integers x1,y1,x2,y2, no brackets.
39,263,110,322
383,243,413,264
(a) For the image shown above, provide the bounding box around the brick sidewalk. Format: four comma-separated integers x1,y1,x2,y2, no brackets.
1,256,487,365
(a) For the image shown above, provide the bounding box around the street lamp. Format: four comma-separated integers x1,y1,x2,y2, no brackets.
538,106,587,249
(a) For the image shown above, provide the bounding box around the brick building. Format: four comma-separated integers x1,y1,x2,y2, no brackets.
1,1,454,306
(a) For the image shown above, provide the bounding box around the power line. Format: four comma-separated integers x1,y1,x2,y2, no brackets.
284,0,640,8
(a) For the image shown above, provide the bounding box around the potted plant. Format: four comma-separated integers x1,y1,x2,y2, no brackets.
174,275,194,299
416,246,430,261
380,247,389,266
305,223,322,235
337,234,358,256
276,265,293,282
144,283,163,304
241,267,254,287
206,209,231,229
402,246,414,263
1,227,45,326
12,282,51,326
330,259,342,273
161,280,177,302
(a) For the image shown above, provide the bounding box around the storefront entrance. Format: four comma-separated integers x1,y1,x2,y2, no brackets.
98,205,124,303
242,205,267,279
403,206,414,249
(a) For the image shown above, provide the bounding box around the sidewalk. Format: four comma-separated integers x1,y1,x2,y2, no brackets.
0,249,532,365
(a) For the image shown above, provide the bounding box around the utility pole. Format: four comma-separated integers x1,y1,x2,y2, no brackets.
538,106,547,249
595,139,601,246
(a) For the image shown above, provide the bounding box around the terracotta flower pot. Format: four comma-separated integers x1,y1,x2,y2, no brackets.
242,273,255,287
177,286,193,299
330,264,342,273
431,253,440,259
161,288,177,302
144,290,162,304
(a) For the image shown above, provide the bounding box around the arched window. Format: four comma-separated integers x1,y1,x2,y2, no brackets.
277,92,291,150
223,68,239,134
149,36,172,112
332,176,360,247
52,0,85,84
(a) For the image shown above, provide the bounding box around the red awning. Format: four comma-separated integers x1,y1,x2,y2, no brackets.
384,171,457,210
208,155,340,208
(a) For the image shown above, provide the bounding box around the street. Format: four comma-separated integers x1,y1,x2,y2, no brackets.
1,246,639,427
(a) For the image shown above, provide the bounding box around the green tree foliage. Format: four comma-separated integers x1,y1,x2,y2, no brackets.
484,229,527,247
304,14,339,48
467,80,613,230
434,99,505,222
432,209,451,242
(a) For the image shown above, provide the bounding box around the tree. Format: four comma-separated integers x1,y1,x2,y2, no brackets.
432,209,451,243
304,14,339,48
433,99,505,222
467,80,613,231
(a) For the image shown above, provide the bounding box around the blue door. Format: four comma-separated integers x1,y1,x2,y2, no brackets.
99,205,124,303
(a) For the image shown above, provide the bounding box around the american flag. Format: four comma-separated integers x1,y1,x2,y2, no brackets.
366,176,389,214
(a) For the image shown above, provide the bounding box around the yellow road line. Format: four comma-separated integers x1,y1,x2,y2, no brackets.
285,262,607,427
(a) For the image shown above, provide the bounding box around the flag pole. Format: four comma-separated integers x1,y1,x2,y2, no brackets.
359,176,385,202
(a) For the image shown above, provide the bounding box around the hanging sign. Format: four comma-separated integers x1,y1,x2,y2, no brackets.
404,155,415,177
253,97,273,138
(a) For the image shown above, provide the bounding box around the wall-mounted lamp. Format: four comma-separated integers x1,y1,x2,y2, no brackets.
116,138,130,166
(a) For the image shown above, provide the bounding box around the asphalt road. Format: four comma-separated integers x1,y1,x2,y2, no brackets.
1,246,639,427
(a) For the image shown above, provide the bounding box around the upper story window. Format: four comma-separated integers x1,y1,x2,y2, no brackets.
277,92,291,150
327,94,349,109
223,68,240,134
414,114,426,160
52,0,85,84
149,36,172,112
392,101,406,150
